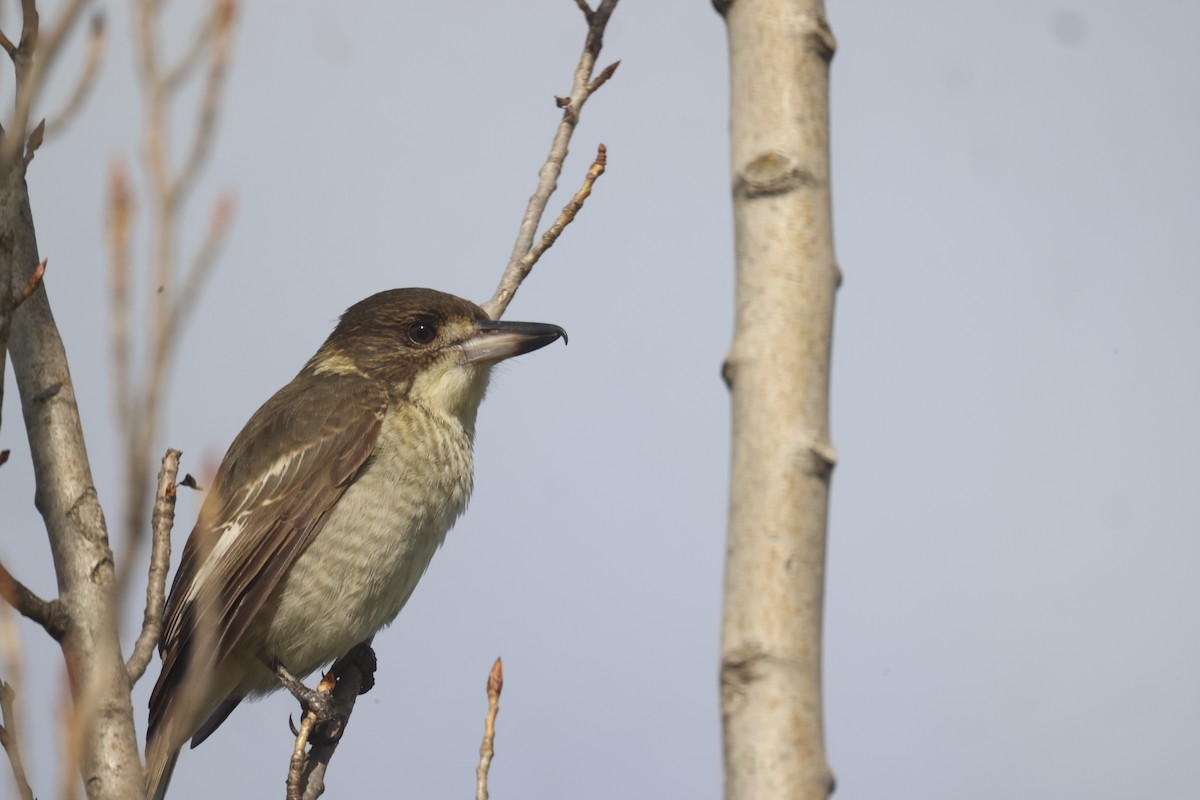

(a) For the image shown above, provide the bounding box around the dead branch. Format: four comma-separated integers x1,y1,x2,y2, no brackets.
0,559,67,641
126,448,180,683
475,658,504,800
480,0,620,320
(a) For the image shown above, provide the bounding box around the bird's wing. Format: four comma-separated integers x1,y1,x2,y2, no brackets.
149,370,387,737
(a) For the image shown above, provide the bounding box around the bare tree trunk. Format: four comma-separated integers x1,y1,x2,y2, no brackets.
715,0,839,798
3,166,145,798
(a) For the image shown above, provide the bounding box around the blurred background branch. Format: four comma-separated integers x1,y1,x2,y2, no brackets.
111,0,238,607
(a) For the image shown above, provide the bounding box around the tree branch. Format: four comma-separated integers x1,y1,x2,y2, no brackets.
718,1,839,798
0,560,67,641
0,0,89,425
0,681,34,800
0,0,89,167
163,9,214,92
166,192,234,347
3,151,144,800
106,163,133,442
171,0,234,206
0,603,34,800
474,658,503,800
8,257,44,311
287,671,336,800
115,0,238,607
126,448,179,683
43,12,105,140
286,642,376,800
480,0,620,320
486,145,607,319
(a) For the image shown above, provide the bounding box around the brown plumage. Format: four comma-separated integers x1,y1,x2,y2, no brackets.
146,289,565,799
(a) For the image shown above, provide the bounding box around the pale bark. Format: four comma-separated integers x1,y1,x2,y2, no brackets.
716,0,839,798
0,4,144,796
3,168,145,798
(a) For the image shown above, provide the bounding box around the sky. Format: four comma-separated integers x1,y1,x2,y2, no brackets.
2,0,1199,798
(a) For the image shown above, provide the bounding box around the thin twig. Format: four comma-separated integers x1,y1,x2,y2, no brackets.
0,603,33,800
0,29,15,59
296,643,376,800
171,0,235,205
7,258,45,312
15,0,36,54
107,164,133,441
524,146,605,271
163,9,214,91
166,193,234,346
481,0,620,320
0,559,67,641
126,448,180,683
0,682,33,800
2,0,41,168
0,0,89,167
115,0,238,608
475,658,504,800
43,12,106,139
588,59,620,95
485,144,607,320
286,672,329,800
21,118,43,167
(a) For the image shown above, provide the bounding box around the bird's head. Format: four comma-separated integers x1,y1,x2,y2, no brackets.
309,288,566,424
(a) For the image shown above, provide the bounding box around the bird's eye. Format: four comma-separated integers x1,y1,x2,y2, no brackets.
407,321,438,345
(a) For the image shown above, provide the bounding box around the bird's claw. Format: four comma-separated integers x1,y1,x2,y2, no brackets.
270,645,378,747
271,660,339,727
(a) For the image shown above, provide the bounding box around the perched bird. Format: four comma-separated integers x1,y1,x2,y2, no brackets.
145,288,565,800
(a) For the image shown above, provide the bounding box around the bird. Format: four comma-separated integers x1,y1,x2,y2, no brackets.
145,288,566,800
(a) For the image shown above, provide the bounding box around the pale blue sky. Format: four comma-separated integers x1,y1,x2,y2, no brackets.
3,1,1199,798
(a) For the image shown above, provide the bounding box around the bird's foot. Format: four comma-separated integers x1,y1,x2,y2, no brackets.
272,643,379,746
272,660,338,729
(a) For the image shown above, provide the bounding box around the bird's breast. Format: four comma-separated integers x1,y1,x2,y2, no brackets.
260,404,474,678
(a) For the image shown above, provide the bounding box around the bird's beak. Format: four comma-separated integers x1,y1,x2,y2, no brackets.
461,319,568,364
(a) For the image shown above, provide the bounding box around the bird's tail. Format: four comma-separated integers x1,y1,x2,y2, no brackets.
145,730,180,800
